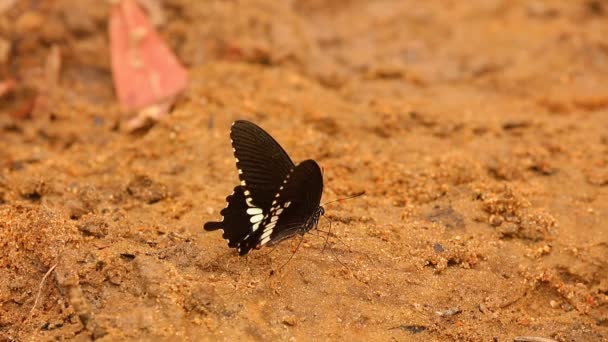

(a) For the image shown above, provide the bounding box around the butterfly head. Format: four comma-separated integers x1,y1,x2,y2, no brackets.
306,206,324,232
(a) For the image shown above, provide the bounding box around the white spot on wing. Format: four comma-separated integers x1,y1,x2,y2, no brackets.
249,214,263,223
252,222,261,231
261,230,272,240
241,180,246,186
260,236,271,245
246,208,263,215
270,216,279,223
284,201,291,208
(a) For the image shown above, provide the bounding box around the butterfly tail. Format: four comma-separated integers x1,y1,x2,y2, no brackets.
204,186,251,248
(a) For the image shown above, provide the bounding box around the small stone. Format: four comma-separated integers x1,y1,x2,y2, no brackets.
91,325,107,339
106,267,123,285
282,315,297,326
19,179,45,201
397,325,427,334
426,206,465,229
489,214,503,227
127,175,168,204
436,307,462,317
497,222,520,237
183,285,224,316
77,216,109,238
537,245,551,256
66,200,88,219
549,300,559,308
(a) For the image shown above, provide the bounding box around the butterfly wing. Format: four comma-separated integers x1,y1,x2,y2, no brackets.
237,160,324,253
205,122,323,256
231,120,295,211
266,159,324,245
203,186,251,248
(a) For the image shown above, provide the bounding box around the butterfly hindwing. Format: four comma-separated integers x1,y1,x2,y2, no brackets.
203,186,251,248
256,159,324,247
231,120,295,211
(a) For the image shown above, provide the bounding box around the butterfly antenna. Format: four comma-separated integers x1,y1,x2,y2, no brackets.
321,191,365,207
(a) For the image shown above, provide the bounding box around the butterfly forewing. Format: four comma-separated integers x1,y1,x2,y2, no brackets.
231,120,295,211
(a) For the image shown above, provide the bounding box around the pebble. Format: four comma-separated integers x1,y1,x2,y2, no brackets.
282,315,297,326
436,307,462,317
489,214,503,227
433,243,445,253
397,325,427,334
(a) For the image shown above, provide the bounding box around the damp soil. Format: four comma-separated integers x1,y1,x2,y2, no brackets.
1,1,607,341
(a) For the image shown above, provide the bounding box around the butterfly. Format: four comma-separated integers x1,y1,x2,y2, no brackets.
204,120,324,255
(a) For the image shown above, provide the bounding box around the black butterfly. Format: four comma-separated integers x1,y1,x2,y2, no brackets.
204,120,324,255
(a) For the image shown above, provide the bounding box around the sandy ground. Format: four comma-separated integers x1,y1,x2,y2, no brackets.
1,1,607,341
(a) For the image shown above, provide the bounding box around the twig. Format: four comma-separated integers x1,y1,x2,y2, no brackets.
514,337,558,342
499,290,527,308
28,263,58,321
436,307,462,317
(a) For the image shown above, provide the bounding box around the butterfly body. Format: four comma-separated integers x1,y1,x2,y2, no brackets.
204,120,324,255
